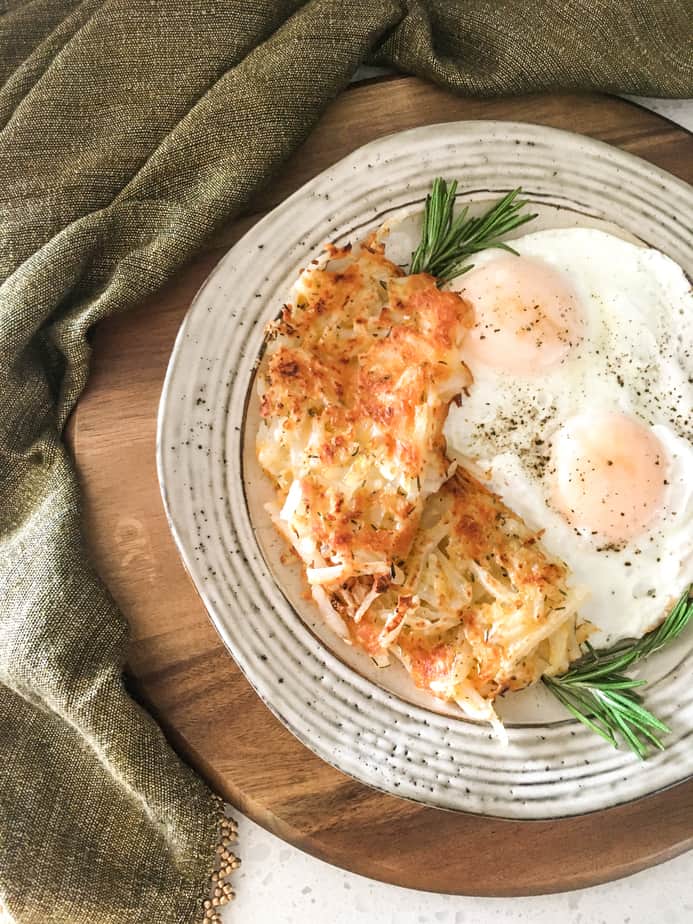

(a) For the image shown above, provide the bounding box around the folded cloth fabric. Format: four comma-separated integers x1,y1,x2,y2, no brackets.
0,2,690,922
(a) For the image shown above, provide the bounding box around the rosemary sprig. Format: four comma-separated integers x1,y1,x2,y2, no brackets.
543,586,693,758
409,178,537,281
409,178,691,758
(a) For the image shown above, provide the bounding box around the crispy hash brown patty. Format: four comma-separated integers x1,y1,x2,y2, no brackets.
257,240,586,731
350,469,586,731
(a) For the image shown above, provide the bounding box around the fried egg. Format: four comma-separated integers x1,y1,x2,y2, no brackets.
437,227,692,645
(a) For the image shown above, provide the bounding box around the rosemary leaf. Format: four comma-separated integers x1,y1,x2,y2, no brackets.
409,180,537,281
544,585,692,758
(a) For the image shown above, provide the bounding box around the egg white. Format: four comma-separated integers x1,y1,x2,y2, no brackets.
436,228,692,645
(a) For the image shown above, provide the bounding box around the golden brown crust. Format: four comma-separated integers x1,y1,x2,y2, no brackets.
257,243,473,591
348,468,585,711
257,240,585,728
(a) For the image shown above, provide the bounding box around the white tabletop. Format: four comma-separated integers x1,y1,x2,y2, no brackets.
228,813,692,924
223,94,693,924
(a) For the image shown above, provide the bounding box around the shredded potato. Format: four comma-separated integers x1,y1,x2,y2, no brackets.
257,239,588,734
257,239,472,603
352,469,589,730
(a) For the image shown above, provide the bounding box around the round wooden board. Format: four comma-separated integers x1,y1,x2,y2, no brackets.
69,78,693,895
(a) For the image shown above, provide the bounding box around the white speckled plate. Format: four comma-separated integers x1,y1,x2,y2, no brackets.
157,122,693,819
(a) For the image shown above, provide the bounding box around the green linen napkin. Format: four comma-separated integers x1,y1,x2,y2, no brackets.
0,2,690,922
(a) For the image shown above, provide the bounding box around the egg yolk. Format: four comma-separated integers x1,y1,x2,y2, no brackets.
551,412,667,543
449,254,581,376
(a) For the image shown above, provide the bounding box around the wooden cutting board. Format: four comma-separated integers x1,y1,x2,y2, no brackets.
69,77,693,895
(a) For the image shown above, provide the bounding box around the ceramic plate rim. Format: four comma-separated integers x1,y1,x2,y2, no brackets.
157,120,693,820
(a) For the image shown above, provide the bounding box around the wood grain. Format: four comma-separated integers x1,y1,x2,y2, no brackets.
69,77,693,895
